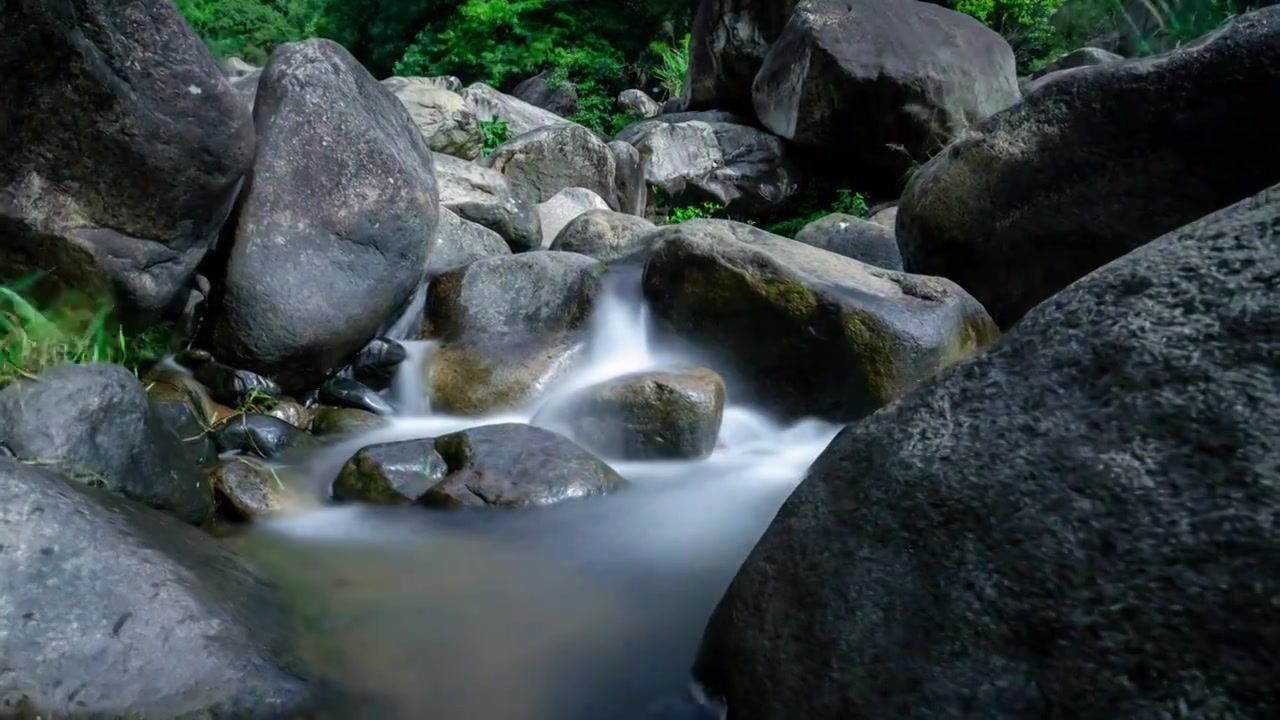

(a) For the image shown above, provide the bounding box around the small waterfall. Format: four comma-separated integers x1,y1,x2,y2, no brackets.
247,262,841,719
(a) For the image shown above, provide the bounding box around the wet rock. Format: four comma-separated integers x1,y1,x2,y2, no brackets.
436,153,542,252
428,207,512,276
535,368,726,460
609,140,648,216
209,457,289,520
0,0,253,323
423,252,605,414
694,180,1280,720
318,377,395,415
192,357,283,406
461,82,572,137
0,363,214,525
617,89,661,119
213,413,318,459
512,69,579,117
753,0,1019,188
146,382,219,470
896,6,1280,329
175,347,214,366
352,337,408,390
0,459,313,716
642,220,998,421
265,396,312,430
333,439,449,504
424,424,625,508
483,123,620,209
212,39,439,393
536,187,612,247
549,209,657,262
383,76,483,160
309,406,390,437
617,114,800,214
793,213,902,270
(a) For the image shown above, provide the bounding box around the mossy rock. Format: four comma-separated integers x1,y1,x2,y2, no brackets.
333,438,448,504
533,367,727,460
309,406,390,437
641,219,999,421
424,340,585,416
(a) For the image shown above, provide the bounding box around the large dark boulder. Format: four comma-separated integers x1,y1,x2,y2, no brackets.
752,0,1019,189
0,459,313,716
694,183,1280,718
896,6,1280,329
211,39,439,394
0,0,254,322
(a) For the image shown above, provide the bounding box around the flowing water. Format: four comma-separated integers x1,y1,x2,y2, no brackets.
235,266,841,719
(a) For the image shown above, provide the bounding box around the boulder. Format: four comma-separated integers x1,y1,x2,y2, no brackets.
534,368,726,460
536,188,612,247
382,76,483,160
1029,46,1122,79
482,123,619,209
230,68,263,112
0,459,312,716
682,0,800,113
461,82,572,137
610,140,648,216
641,220,997,421
512,69,579,117
617,113,800,213
752,0,1019,189
617,89,662,119
435,153,542,252
333,438,449,504
0,363,214,525
209,457,292,520
793,213,902,270
423,252,605,414
211,39,439,394
424,424,626,508
548,209,657,262
896,6,1280,329
0,0,253,322
694,181,1280,720
427,207,512,276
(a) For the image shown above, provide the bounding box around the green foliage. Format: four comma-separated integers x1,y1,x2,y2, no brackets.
0,279,171,384
954,0,1066,69
478,115,510,154
766,190,871,238
648,34,690,100
666,201,725,224
176,0,321,63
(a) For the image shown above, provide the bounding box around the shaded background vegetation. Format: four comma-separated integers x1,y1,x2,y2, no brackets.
176,0,1258,137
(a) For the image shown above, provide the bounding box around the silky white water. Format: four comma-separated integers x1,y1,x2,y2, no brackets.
238,265,840,719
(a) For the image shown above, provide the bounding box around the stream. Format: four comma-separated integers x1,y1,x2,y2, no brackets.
232,266,840,719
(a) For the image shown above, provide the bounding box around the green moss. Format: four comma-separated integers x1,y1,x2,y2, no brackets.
431,432,471,473
940,310,1002,367
334,452,408,504
839,309,904,403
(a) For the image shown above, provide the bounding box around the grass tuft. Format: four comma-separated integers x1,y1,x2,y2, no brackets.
0,276,172,384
